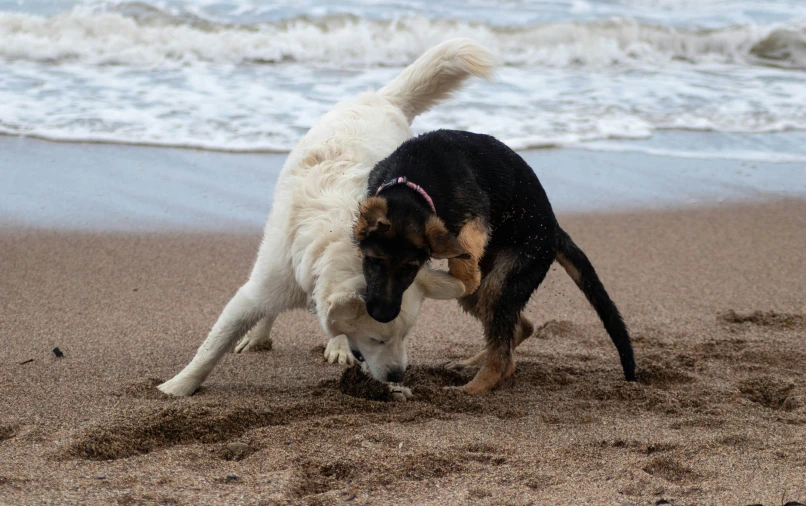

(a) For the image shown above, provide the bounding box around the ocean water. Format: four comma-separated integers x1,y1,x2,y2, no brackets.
1,0,806,161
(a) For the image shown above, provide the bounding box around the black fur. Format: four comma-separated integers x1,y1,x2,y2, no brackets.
361,130,636,383
556,229,636,380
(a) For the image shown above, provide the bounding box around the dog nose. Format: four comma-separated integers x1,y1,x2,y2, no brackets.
387,368,405,383
366,301,399,323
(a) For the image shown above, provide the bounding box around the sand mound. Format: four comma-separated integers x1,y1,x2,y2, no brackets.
339,366,395,402
719,310,805,329
292,449,474,499
738,376,797,410
636,357,696,389
58,404,274,461
115,377,172,399
643,456,701,484
535,320,578,339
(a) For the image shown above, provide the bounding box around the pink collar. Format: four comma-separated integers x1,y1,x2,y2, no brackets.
375,176,436,213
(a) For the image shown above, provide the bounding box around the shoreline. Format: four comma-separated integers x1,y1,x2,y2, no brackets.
2,135,805,232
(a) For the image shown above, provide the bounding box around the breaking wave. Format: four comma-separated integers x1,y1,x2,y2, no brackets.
1,7,804,68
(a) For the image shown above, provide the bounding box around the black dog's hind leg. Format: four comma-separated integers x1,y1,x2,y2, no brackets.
445,313,534,371
555,228,636,381
458,251,553,394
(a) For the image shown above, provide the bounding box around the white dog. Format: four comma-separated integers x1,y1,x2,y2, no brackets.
158,39,494,398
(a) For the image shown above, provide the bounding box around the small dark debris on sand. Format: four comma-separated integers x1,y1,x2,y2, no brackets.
18,358,34,365
339,366,394,402
221,442,253,461
0,425,17,441
52,347,64,358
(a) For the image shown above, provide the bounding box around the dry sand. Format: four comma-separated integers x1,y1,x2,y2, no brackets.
1,200,805,505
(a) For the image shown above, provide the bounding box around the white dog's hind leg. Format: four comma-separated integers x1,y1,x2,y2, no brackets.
158,282,266,397
234,316,275,353
324,334,355,366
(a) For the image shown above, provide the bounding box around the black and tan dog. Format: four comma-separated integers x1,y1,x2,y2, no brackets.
354,130,636,394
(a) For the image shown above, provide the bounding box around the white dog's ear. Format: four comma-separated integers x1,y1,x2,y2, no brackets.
416,268,466,300
326,291,366,322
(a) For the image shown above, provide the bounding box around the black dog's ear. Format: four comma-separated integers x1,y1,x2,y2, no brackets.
355,197,391,240
425,216,467,259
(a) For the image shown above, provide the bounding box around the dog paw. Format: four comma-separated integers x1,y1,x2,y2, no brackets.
443,349,487,371
390,385,413,402
443,360,467,372
234,334,272,354
324,335,355,366
157,376,200,397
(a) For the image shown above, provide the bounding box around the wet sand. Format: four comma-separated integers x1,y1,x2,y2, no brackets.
1,199,805,505
3,135,805,230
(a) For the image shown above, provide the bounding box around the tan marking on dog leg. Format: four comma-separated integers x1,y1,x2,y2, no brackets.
457,218,489,259
446,313,533,371
425,216,466,259
448,218,489,294
445,348,488,371
556,251,581,285
514,314,534,348
502,357,518,380
467,251,518,323
449,251,521,389
448,257,481,294
460,347,512,394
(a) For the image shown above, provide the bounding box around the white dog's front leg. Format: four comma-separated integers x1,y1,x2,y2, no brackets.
324,334,355,366
158,283,264,397
234,316,275,353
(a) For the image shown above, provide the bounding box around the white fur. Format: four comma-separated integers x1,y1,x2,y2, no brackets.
158,38,494,396
323,334,353,366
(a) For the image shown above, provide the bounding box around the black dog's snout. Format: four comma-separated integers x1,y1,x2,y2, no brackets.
366,300,399,323
386,368,405,383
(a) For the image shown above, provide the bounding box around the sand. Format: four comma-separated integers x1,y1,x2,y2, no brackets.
1,199,805,505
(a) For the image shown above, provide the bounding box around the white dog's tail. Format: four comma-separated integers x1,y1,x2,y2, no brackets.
379,38,495,123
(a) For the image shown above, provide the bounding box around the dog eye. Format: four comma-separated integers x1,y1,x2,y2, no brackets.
370,338,386,345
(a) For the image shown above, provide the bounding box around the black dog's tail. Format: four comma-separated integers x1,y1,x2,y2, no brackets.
555,228,636,381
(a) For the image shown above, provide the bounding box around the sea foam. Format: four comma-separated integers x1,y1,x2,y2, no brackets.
0,5,805,159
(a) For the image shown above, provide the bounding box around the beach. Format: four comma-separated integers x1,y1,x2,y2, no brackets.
2,1,806,501
1,138,805,505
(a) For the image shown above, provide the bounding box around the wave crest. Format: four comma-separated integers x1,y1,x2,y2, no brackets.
0,7,804,68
